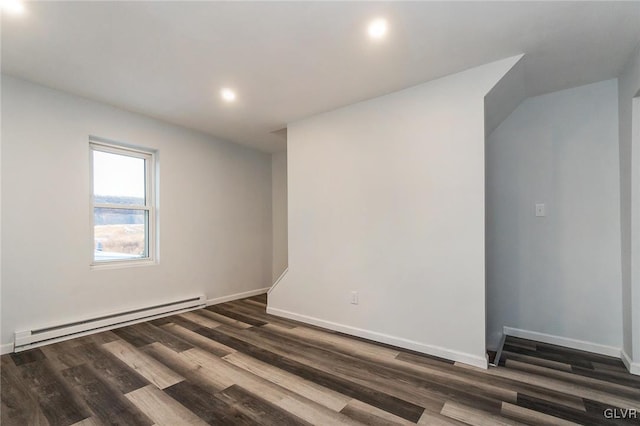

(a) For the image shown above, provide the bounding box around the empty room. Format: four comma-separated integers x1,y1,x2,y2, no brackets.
1,1,640,425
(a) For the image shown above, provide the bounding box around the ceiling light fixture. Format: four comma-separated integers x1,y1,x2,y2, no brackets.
221,88,236,102
1,0,25,15
368,18,387,39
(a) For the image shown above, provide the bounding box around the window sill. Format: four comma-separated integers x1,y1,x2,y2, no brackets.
91,259,157,270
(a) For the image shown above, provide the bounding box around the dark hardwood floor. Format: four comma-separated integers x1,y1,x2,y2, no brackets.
2,294,639,425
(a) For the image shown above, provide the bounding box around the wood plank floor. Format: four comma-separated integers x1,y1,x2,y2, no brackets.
2,294,639,425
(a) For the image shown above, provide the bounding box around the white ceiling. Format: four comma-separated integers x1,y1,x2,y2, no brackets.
2,1,639,152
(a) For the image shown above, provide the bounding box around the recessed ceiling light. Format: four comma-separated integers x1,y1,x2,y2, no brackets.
368,18,387,39
221,88,236,102
1,0,25,15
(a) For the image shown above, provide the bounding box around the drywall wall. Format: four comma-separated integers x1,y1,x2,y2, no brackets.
618,44,640,364
268,56,521,367
484,55,527,138
0,76,3,352
0,76,272,348
633,97,640,369
486,79,622,352
272,151,288,282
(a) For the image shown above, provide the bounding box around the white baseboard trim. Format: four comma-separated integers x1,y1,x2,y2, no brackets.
1,343,13,355
206,287,269,306
268,268,288,295
503,326,622,358
267,307,488,369
621,350,640,376
0,288,269,356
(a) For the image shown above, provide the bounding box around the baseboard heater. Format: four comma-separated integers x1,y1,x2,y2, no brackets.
14,295,206,352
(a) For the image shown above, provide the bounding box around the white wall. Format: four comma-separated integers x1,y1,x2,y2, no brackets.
484,55,526,138
268,56,521,368
272,151,288,282
618,44,640,365
486,79,622,351
0,76,3,349
0,76,272,349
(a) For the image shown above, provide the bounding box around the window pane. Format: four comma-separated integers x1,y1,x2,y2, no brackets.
93,150,146,205
94,208,147,261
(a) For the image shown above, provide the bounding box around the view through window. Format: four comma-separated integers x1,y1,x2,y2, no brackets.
91,141,155,264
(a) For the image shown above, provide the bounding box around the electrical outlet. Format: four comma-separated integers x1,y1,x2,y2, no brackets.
351,291,359,305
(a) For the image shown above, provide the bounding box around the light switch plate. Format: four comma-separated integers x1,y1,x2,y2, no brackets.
535,203,546,217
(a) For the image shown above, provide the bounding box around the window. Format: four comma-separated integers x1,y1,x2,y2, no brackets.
90,140,156,266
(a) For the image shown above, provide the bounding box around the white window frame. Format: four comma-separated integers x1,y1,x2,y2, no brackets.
90,139,157,269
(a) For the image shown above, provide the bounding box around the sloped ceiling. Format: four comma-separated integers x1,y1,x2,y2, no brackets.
2,1,639,152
